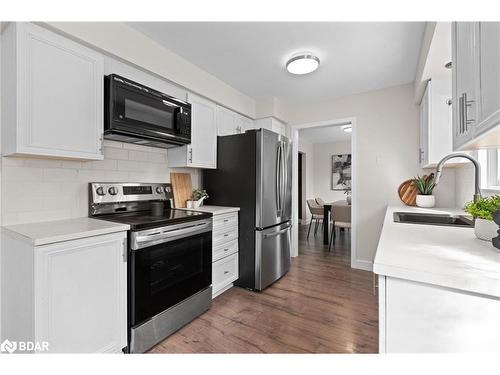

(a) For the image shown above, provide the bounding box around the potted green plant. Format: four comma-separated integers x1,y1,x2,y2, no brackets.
413,175,436,208
187,189,209,209
464,195,500,241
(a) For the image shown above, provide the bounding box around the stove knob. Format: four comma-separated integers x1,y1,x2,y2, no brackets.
96,186,106,196
108,186,118,196
164,186,172,193
156,186,164,194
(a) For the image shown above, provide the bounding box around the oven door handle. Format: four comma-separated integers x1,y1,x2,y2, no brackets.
132,221,211,250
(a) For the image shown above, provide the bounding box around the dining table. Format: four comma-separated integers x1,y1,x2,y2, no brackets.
323,200,350,245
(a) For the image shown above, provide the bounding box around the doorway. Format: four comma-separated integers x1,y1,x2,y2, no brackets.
290,117,358,270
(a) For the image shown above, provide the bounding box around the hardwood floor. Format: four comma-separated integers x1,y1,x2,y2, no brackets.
149,225,378,353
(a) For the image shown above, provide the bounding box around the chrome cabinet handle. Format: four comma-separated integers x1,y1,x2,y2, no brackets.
464,92,475,126
188,147,193,163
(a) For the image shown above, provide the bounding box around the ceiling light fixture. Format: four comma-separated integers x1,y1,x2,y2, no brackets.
286,53,320,75
342,125,352,133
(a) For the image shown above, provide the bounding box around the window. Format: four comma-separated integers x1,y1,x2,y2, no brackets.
476,149,500,191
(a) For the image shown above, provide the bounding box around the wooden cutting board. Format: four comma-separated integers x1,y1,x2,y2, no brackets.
170,172,192,208
398,173,434,206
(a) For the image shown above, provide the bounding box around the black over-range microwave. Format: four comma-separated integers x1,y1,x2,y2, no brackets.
104,74,191,148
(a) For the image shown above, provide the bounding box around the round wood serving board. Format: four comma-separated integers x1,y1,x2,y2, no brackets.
398,173,434,206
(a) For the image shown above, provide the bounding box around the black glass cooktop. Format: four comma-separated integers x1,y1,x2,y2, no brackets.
95,209,212,230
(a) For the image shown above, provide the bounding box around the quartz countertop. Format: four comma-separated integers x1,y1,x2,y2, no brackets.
2,218,130,246
178,205,240,216
374,205,500,298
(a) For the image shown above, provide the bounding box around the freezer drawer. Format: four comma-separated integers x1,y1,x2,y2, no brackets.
255,222,291,290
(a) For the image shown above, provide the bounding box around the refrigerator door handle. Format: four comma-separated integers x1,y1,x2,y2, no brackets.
275,142,282,216
281,141,287,214
263,223,292,238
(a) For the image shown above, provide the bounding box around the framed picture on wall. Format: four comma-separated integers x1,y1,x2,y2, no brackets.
331,154,351,191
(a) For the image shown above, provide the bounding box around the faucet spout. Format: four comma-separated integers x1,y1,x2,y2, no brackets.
435,153,481,202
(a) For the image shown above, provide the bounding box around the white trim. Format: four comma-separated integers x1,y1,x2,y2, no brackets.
290,117,362,271
351,259,373,272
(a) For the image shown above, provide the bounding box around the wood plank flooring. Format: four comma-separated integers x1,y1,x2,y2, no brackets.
149,225,378,353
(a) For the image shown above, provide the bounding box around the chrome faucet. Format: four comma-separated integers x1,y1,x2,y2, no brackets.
434,153,482,202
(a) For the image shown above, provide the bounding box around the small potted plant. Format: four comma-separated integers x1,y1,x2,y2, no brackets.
464,195,500,241
187,189,209,209
413,175,436,208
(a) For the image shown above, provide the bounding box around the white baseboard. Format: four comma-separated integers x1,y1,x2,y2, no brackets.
351,259,373,272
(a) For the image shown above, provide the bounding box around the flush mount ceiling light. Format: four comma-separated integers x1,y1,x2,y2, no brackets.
286,53,320,75
342,125,352,133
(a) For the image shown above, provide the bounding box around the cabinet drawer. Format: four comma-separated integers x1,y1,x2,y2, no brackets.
212,253,238,294
213,227,238,247
213,212,238,233
213,239,238,262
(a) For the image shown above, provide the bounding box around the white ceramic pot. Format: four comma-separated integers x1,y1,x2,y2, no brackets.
346,195,352,205
474,218,498,241
416,195,435,208
186,200,195,209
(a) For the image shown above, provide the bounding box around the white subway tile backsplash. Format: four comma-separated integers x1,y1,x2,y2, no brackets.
23,158,63,169
3,166,44,181
43,168,78,182
129,150,149,161
103,147,129,160
1,141,200,225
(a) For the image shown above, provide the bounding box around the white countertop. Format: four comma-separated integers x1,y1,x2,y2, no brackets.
374,205,500,298
178,205,240,216
2,218,130,246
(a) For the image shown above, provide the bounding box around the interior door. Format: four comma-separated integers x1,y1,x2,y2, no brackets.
255,222,291,290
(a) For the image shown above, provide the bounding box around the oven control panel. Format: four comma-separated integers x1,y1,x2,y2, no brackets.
90,182,173,205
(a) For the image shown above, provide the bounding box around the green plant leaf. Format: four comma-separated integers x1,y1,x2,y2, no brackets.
464,195,500,221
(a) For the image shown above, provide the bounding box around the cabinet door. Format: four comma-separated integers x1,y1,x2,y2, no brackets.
385,277,500,353
475,22,500,136
216,106,237,136
187,93,217,168
16,23,104,160
35,233,127,353
452,22,478,150
419,81,430,167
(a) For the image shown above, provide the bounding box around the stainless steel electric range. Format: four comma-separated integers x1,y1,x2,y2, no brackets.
89,182,213,353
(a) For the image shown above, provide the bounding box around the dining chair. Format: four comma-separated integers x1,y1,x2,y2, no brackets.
329,203,351,251
306,199,324,239
315,197,326,206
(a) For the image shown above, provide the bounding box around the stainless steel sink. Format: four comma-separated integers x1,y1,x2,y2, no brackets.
393,212,474,227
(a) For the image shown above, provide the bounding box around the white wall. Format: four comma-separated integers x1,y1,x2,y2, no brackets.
298,138,314,222
312,141,352,204
288,84,456,267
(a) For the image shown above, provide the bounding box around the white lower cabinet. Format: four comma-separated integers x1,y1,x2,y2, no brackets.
1,231,128,353
211,212,239,298
379,276,500,353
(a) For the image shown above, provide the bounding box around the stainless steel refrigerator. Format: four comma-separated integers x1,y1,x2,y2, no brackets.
203,128,292,291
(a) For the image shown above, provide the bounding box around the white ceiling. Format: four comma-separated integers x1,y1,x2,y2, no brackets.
299,124,351,144
128,22,425,103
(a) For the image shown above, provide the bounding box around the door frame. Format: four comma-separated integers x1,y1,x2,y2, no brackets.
290,117,359,270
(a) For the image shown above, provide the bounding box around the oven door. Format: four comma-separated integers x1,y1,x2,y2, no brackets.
107,75,190,144
130,219,212,327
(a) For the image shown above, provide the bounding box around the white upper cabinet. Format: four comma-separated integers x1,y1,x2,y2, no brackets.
452,22,500,150
1,23,104,160
420,79,455,168
168,93,217,169
216,105,254,136
475,22,500,137
452,22,478,149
